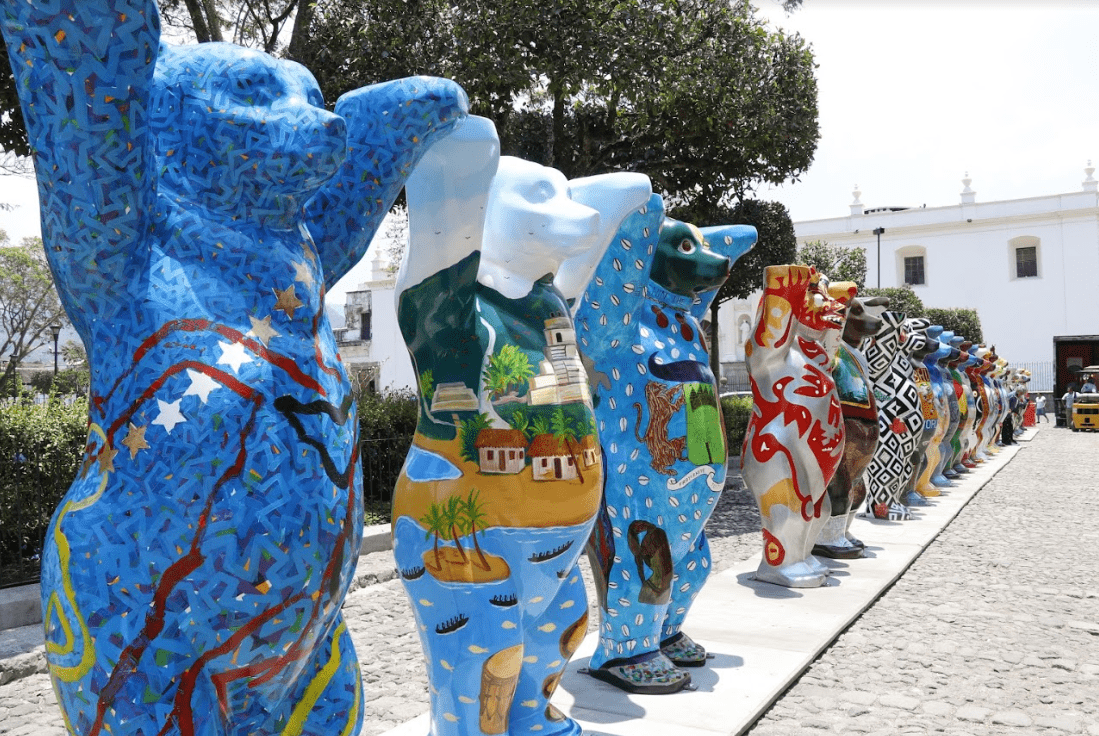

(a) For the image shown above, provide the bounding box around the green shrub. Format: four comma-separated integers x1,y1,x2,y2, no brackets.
356,388,418,524
27,369,90,397
721,394,754,456
0,396,88,585
860,286,925,318
925,307,983,344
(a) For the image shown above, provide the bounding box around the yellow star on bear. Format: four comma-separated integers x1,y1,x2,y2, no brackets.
273,285,304,319
121,424,150,460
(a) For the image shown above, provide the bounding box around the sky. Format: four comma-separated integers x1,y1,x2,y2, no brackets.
1,0,1097,304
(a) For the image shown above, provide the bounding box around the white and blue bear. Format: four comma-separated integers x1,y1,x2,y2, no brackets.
574,195,755,693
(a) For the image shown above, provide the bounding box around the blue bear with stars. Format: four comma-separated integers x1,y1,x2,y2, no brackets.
1,1,465,734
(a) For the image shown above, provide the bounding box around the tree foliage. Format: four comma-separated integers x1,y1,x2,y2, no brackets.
925,307,983,344
859,286,925,319
796,239,867,289
295,0,819,220
0,234,69,390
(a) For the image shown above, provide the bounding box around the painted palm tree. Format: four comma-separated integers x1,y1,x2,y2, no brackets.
442,495,469,563
419,502,447,570
551,407,584,484
459,489,491,571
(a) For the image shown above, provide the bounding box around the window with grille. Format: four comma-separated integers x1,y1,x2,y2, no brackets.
903,255,925,285
1016,246,1038,278
360,310,372,341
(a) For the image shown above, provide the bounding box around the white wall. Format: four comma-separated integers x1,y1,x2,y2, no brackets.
791,186,1099,364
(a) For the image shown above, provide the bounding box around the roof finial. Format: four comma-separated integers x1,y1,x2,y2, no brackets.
850,184,864,216
1084,160,1097,192
960,172,976,204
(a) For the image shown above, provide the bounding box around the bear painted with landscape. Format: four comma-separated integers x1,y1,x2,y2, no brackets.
573,196,756,693
392,115,651,736
742,265,846,588
1,1,468,734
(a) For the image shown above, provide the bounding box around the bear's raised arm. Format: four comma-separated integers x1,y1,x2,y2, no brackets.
305,77,469,289
687,224,758,323
750,264,812,359
398,115,499,299
573,193,665,361
1,0,159,319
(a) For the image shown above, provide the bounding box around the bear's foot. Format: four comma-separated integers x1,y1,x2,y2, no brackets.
886,502,912,521
753,559,827,588
814,515,862,559
813,541,864,560
902,490,930,507
916,485,942,497
660,632,708,667
804,554,832,576
588,651,692,694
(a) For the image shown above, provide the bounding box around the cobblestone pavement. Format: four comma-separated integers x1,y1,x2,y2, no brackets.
746,427,1099,736
7,429,1095,736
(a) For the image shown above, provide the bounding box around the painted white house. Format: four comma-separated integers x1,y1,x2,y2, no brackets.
716,166,1099,391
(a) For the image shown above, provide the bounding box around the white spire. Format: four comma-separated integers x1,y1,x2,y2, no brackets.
850,184,864,216
960,172,976,204
1084,160,1097,193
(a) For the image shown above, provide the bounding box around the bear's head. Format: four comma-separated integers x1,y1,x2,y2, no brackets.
151,43,346,217
480,157,649,299
651,219,732,296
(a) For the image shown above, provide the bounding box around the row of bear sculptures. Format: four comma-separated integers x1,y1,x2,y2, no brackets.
5,3,1025,735
742,268,1029,588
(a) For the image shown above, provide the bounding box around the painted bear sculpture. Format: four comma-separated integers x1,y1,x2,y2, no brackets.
813,292,885,559
574,195,756,693
2,2,470,734
914,326,954,495
393,115,651,736
863,313,931,521
899,329,942,509
743,265,846,588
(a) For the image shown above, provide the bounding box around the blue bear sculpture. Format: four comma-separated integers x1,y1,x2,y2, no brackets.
1,2,466,734
574,195,756,693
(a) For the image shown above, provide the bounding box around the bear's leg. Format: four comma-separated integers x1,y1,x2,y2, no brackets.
393,516,524,736
658,530,711,667
221,616,363,736
507,563,587,736
585,527,691,694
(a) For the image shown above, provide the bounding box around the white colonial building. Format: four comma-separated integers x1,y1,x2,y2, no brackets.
716,166,1099,391
334,251,417,394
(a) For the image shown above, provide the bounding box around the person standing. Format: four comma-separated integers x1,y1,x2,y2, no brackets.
1036,394,1049,423
1061,384,1077,427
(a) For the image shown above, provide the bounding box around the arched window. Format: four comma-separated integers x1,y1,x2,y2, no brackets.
895,245,927,287
1008,236,1040,279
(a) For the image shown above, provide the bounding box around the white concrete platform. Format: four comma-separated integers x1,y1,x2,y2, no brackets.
380,435,1028,736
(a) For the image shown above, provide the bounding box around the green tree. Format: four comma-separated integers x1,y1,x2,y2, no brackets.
484,344,535,400
457,412,493,463
0,235,69,391
796,240,867,289
442,495,469,563
459,489,491,570
860,286,925,319
550,406,583,484
419,502,447,569
529,414,551,439
297,0,818,212
926,307,983,344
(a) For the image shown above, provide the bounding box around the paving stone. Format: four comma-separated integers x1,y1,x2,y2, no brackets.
955,704,992,722
990,710,1033,727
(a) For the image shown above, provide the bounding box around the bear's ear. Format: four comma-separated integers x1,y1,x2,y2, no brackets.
698,225,757,267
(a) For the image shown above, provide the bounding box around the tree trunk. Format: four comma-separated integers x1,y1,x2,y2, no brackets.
201,0,224,41
709,301,721,382
450,525,468,561
551,85,565,170
287,0,314,63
